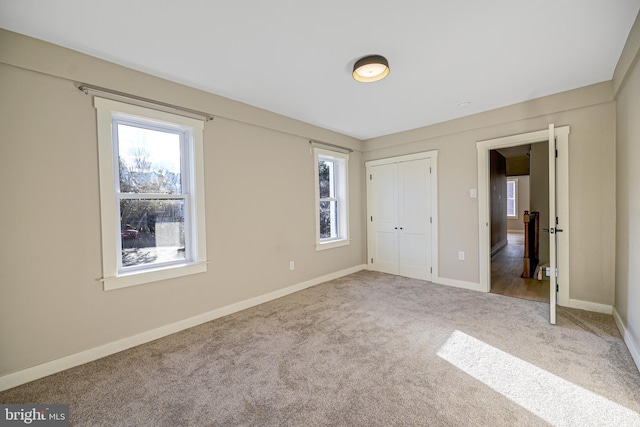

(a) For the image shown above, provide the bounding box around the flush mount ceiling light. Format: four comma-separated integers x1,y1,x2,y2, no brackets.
352,55,390,83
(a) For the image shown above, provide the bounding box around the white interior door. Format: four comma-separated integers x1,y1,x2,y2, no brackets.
399,159,432,280
548,124,558,324
368,163,399,275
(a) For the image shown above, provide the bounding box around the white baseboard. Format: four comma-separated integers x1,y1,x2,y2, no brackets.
0,264,367,392
435,276,483,292
613,308,640,373
567,298,613,315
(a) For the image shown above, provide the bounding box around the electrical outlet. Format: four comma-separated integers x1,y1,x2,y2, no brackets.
289,261,295,271
458,251,465,261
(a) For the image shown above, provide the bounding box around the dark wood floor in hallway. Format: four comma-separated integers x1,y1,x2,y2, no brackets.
491,232,550,303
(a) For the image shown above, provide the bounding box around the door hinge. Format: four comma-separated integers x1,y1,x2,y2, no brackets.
370,216,373,222
369,174,373,180
371,258,374,263
430,217,432,224
430,267,432,273
555,149,558,158
430,167,432,173
556,284,559,292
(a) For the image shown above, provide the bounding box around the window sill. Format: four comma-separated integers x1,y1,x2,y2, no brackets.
316,239,350,251
102,262,207,291
507,215,519,220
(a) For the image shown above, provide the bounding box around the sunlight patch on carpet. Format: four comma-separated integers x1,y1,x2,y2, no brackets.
436,330,640,426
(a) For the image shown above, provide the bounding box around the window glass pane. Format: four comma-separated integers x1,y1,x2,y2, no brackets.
118,124,182,194
120,199,186,268
318,160,334,198
507,180,516,216
320,200,338,239
507,181,515,199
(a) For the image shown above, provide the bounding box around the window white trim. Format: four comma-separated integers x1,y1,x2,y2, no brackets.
313,147,350,250
95,97,207,290
507,177,518,219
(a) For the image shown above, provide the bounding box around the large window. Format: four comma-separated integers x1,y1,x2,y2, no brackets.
314,148,349,250
95,98,207,290
507,178,518,218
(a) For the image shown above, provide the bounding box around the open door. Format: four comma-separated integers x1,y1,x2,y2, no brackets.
547,124,558,324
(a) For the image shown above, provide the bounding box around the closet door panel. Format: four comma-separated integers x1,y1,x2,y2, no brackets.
369,163,398,274
399,159,432,280
367,155,433,281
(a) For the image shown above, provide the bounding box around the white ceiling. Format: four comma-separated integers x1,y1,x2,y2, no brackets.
1,1,639,140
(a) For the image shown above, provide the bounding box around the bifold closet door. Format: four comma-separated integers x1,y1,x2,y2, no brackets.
368,158,432,281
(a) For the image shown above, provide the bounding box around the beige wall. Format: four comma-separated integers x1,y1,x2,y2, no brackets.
0,30,366,377
614,14,640,364
506,156,530,176
363,87,616,304
507,175,529,232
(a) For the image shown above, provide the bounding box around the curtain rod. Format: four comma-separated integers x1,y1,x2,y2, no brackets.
308,140,353,153
78,84,214,122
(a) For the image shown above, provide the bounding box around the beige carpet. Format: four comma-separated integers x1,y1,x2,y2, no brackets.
1,271,639,426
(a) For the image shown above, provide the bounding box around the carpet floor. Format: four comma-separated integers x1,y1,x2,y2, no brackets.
1,271,639,426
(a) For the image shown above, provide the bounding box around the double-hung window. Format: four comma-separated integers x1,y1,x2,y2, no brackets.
314,147,349,250
507,178,518,219
95,98,207,290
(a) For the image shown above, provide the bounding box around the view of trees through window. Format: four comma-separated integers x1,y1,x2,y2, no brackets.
117,123,187,268
318,159,338,239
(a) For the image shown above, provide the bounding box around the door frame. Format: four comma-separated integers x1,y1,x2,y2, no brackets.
476,127,570,307
365,150,439,281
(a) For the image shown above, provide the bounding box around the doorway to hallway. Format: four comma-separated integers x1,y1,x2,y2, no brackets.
477,125,571,324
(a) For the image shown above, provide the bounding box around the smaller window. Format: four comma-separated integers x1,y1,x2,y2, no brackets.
507,178,518,219
314,148,349,250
